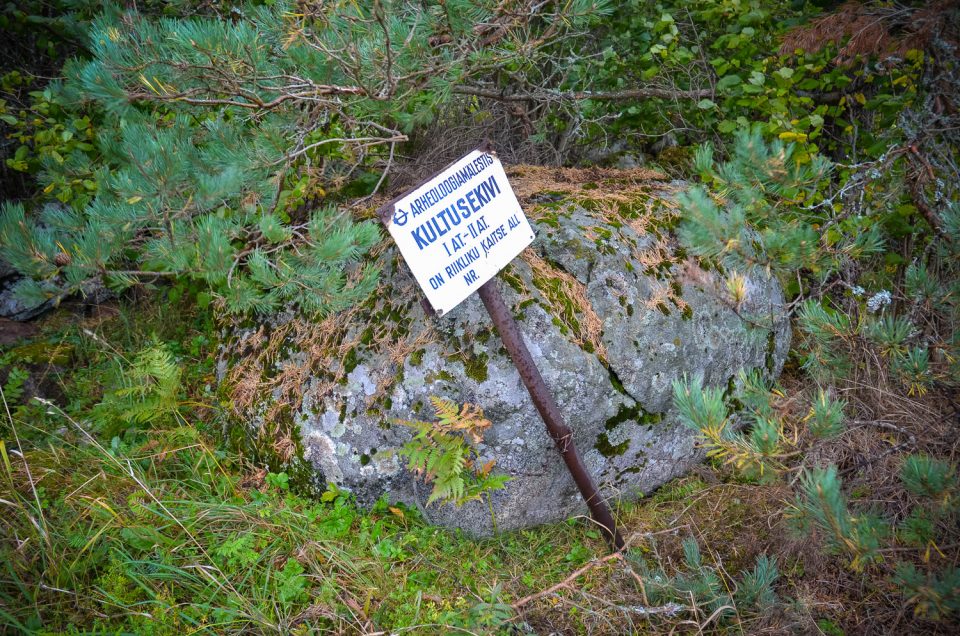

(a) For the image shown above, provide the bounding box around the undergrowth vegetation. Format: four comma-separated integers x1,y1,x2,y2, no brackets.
2,0,959,633
0,300,792,633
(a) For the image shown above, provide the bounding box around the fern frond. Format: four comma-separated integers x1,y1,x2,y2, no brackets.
394,397,507,507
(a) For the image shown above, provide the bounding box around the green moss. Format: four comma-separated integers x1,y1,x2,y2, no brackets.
227,418,248,450
530,261,590,344
723,374,744,412
605,408,630,431
538,214,561,228
501,265,526,293
594,239,617,255
426,368,454,383
9,341,74,366
551,316,568,334
593,226,613,240
681,305,694,320
595,431,630,457
605,402,664,431
651,477,708,504
765,330,777,374
286,454,325,496
343,347,359,374
225,401,322,496
696,256,726,277
607,369,628,396
410,348,425,367
596,402,664,457
464,351,489,382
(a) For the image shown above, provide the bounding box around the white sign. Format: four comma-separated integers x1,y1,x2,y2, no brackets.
386,149,534,316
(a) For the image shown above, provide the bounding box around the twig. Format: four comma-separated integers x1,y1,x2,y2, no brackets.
454,85,713,103
362,137,398,204
512,529,685,610
513,552,625,608
273,134,408,166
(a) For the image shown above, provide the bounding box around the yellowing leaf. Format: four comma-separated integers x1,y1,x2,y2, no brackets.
127,196,143,204
778,131,807,143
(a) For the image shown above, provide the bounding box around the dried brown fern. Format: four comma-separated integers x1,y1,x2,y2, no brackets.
780,1,957,66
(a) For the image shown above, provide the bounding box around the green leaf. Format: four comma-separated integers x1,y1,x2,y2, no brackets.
716,74,742,90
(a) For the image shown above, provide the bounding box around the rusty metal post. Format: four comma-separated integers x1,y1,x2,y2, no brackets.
477,278,625,551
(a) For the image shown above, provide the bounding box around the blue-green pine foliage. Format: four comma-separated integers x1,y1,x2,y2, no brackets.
1,1,607,315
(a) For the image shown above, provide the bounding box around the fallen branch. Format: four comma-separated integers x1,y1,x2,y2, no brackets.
512,551,624,609
454,85,712,103
512,529,688,613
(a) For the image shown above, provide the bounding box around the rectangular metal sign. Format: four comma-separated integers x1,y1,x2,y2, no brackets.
384,149,534,316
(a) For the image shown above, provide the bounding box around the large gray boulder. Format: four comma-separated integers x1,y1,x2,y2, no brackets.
220,185,789,535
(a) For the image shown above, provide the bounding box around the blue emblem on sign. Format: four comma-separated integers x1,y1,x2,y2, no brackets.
393,208,408,226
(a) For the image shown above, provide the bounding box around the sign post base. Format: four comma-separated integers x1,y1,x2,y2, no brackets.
477,277,625,551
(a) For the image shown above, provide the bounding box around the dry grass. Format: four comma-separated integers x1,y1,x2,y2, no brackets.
506,164,669,214
221,256,444,450
510,476,799,634
510,360,958,634
766,364,958,633
520,250,608,361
